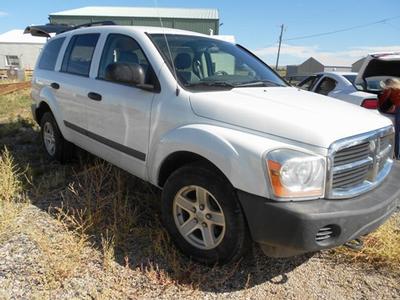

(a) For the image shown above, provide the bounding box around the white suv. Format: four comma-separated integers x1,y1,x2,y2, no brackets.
28,24,400,265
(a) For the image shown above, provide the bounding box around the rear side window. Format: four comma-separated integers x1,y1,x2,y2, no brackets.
61,33,100,77
298,76,317,91
315,77,337,96
38,37,65,71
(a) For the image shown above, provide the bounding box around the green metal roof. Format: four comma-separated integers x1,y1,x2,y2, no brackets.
50,6,219,20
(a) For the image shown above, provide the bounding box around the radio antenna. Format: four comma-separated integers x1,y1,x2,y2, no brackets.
154,0,180,95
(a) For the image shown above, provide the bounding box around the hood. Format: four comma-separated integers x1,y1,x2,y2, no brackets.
355,52,400,88
189,87,392,148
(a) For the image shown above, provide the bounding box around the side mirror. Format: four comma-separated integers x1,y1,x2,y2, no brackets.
105,62,145,86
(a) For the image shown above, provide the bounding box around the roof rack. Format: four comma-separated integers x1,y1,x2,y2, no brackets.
24,21,116,38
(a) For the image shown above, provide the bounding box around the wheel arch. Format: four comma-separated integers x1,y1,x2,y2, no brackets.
149,125,241,190
157,151,231,188
34,87,69,139
35,101,52,125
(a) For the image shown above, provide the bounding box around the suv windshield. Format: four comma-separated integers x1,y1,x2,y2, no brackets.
149,34,287,91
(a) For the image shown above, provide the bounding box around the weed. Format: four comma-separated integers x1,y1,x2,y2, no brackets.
0,147,28,240
0,147,22,202
335,215,400,272
57,161,139,247
101,230,116,271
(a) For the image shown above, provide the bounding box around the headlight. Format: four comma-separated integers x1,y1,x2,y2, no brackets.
266,149,326,200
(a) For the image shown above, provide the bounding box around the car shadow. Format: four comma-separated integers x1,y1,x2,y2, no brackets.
1,119,312,293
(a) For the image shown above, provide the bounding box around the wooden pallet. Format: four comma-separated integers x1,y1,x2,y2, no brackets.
0,82,31,96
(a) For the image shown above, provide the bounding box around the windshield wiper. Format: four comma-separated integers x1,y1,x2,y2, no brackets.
235,80,284,87
185,81,235,88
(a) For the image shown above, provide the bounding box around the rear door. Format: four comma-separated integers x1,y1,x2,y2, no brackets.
32,36,66,123
85,33,159,179
56,33,100,146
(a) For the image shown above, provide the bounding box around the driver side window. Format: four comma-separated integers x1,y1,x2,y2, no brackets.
98,34,157,86
172,48,200,84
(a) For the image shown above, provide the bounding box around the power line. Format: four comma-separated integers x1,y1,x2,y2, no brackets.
284,15,400,41
385,21,400,31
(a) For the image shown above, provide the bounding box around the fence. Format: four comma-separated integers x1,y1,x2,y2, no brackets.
0,81,31,96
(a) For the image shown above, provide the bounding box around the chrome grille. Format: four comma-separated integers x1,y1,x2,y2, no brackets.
327,127,394,199
332,164,370,188
378,135,393,172
380,135,390,150
332,142,372,189
333,142,370,166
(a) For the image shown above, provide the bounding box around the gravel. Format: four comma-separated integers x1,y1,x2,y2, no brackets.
0,205,398,300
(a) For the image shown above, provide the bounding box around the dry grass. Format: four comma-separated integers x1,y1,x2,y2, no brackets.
55,161,141,250
0,147,94,292
0,89,32,121
335,215,400,272
39,157,243,290
0,89,37,141
25,215,92,288
54,159,202,285
0,147,22,202
0,147,27,239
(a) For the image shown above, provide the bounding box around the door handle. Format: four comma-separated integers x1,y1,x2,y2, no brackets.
88,92,102,101
50,82,60,90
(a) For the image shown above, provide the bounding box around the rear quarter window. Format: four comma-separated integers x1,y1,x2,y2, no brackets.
38,37,65,71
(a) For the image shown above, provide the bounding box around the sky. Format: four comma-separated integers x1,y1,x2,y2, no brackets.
0,0,399,66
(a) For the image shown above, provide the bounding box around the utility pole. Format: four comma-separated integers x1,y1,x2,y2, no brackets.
275,24,284,70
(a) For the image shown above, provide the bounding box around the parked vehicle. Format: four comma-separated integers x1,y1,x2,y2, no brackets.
27,23,400,265
355,52,400,93
355,52,400,158
297,72,379,109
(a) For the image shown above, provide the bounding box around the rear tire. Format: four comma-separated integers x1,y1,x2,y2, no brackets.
40,112,74,163
161,162,250,265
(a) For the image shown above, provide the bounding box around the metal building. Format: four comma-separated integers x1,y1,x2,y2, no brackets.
286,57,351,81
351,57,366,72
49,6,220,35
0,30,46,70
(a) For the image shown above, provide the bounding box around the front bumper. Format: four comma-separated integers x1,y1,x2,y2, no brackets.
237,162,400,257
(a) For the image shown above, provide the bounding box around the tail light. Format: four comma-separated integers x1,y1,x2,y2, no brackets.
361,99,378,109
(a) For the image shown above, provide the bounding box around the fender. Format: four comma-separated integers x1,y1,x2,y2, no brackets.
148,124,278,198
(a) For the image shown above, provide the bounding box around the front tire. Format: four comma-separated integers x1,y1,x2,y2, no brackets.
40,112,73,162
161,162,250,265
